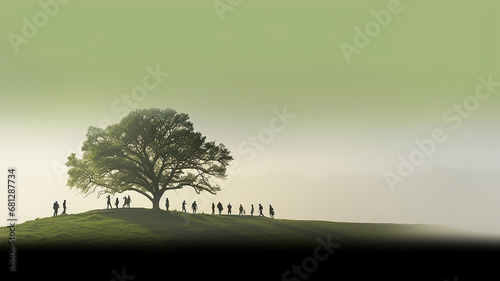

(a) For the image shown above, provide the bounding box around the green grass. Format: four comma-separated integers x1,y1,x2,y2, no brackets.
0,208,491,251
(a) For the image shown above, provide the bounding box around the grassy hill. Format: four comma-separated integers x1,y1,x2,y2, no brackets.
2,209,499,280
1,208,494,251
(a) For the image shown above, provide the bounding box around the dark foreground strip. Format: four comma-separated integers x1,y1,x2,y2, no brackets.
3,239,499,280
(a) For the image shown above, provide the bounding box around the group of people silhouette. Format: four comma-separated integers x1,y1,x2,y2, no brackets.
178,199,200,213
172,198,274,218
106,195,131,209
52,196,274,218
53,195,132,217
52,200,67,216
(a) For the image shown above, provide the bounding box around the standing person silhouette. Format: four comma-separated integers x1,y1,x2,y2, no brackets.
165,198,170,211
115,198,119,209
251,204,254,216
269,205,274,218
127,195,131,208
212,203,215,215
192,201,198,214
258,204,264,217
61,200,67,215
239,204,244,216
106,195,113,209
53,201,60,216
182,200,187,212
227,203,232,215
217,202,223,215
122,196,127,208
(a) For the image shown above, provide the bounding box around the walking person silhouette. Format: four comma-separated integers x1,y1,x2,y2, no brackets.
269,205,275,218
239,204,245,216
61,200,67,215
251,204,254,216
53,201,60,216
227,203,232,215
212,203,215,215
106,195,112,209
122,196,127,208
127,195,131,208
115,198,119,209
165,198,169,211
182,200,187,212
258,204,264,217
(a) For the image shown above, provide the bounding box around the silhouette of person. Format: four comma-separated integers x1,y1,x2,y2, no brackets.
192,201,198,214
258,204,264,217
106,195,112,209
61,200,67,215
217,202,223,215
53,201,60,216
122,196,127,208
182,200,187,212
115,198,119,209
165,198,170,211
227,203,232,215
127,195,131,208
239,204,244,216
269,205,274,218
251,204,254,216
212,203,215,215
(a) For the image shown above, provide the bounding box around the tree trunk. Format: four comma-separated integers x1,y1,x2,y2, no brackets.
151,195,161,210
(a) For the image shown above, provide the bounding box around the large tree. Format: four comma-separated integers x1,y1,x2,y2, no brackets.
66,108,233,209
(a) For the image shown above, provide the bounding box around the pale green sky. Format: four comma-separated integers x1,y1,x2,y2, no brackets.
1,0,500,234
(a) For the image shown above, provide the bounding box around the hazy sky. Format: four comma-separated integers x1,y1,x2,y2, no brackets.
1,1,500,234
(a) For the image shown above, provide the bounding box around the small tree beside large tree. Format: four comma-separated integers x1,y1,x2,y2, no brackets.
66,108,233,209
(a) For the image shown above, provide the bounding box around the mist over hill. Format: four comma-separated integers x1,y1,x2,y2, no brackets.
219,166,500,234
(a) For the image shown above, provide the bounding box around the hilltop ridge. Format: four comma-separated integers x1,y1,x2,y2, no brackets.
1,208,494,250
2,208,499,280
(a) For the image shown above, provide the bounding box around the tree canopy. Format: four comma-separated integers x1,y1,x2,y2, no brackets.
66,108,233,209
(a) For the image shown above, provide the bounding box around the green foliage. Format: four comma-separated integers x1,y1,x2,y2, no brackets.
66,108,233,208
